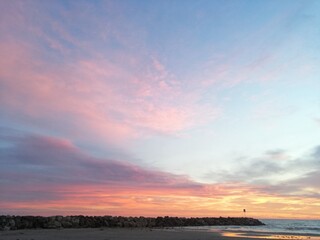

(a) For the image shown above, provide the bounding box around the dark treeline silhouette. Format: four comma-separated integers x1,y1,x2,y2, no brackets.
0,215,264,230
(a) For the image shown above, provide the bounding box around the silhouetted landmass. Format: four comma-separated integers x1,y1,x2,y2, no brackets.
0,215,264,230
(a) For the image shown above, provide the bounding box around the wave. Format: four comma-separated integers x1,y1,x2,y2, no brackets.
286,227,320,232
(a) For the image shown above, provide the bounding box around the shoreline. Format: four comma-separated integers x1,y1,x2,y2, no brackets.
1,227,320,240
220,229,320,239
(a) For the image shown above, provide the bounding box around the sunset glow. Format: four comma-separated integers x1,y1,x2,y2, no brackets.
1,0,320,219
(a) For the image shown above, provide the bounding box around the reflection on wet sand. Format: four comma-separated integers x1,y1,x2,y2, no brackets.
222,231,320,239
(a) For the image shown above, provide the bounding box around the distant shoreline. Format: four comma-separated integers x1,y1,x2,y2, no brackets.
0,215,264,231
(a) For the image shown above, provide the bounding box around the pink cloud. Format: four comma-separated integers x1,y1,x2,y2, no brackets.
0,131,258,216
1,2,221,150
0,21,218,146
1,131,320,218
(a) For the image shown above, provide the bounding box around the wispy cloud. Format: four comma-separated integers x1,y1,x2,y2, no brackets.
204,146,320,199
1,1,320,219
200,2,320,88
0,1,219,146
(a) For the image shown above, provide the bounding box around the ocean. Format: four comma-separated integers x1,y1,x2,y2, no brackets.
184,219,320,236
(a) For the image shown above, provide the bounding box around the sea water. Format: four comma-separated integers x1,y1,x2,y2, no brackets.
256,219,320,235
184,219,320,236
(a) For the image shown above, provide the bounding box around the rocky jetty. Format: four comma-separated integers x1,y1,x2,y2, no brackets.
0,215,264,230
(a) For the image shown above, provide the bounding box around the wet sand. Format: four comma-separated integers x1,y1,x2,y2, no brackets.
1,228,319,240
221,230,320,240
0,228,257,240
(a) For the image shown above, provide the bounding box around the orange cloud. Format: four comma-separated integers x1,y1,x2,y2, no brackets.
1,131,319,219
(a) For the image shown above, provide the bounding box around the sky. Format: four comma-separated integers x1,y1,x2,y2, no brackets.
0,0,320,219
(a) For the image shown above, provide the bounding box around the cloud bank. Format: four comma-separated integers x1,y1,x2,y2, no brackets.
0,129,242,216
204,147,320,199
1,129,320,218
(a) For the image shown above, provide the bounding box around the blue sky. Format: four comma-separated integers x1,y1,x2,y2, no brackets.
0,0,319,218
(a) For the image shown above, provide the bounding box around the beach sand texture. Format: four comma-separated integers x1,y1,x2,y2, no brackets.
1,228,320,240
0,228,256,240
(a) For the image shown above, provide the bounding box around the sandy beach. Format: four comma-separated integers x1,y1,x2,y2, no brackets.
1,228,320,240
